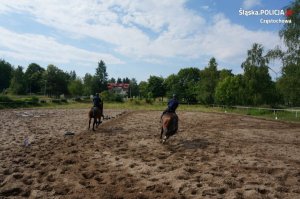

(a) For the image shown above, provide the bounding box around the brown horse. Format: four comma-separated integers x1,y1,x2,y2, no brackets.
160,112,178,143
88,102,104,131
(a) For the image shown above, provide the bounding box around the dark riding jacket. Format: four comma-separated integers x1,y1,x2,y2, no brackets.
93,96,101,107
167,98,179,112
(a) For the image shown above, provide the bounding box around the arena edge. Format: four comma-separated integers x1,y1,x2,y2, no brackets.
260,18,292,24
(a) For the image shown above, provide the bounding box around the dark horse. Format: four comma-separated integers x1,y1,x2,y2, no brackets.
160,112,178,143
88,102,104,131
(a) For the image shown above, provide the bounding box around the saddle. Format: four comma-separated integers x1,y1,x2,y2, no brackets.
92,102,103,117
92,106,100,117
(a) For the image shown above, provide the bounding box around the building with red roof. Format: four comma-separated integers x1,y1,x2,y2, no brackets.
107,83,130,96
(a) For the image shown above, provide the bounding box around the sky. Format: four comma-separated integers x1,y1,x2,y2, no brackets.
0,0,293,82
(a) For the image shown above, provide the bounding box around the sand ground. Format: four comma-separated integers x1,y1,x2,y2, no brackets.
0,108,300,199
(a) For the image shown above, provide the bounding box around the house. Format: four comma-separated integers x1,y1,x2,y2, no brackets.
107,83,129,96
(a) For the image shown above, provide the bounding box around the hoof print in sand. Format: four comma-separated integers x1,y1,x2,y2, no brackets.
63,159,76,165
0,184,23,197
54,186,70,195
82,171,95,179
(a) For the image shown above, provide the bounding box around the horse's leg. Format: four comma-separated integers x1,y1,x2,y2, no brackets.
93,117,96,131
161,117,169,143
162,127,168,143
98,116,102,125
95,117,98,127
88,117,91,130
160,127,163,139
96,116,100,128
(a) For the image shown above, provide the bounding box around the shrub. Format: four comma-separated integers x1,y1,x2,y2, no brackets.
40,100,47,103
74,97,82,102
145,98,153,104
29,96,39,104
114,94,124,102
0,95,13,102
82,96,90,100
52,99,61,103
129,98,141,105
61,99,68,103
101,91,124,102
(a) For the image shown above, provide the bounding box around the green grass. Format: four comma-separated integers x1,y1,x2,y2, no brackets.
104,103,300,123
219,107,300,122
37,101,165,110
1,95,299,122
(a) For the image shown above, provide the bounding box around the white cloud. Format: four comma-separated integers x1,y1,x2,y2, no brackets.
0,27,123,65
201,5,210,11
0,0,282,68
242,0,262,9
199,14,281,62
0,0,205,58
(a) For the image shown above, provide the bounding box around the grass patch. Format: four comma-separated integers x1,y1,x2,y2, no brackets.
1,95,299,122
0,95,41,108
220,107,300,122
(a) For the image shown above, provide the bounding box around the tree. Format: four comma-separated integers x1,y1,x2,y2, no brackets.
122,77,130,83
138,81,148,98
147,76,165,100
277,64,300,106
176,67,200,103
94,60,108,93
215,75,247,105
0,59,13,92
83,73,93,96
129,78,139,98
69,70,77,81
164,74,181,100
44,65,69,97
241,43,276,105
9,66,26,94
108,77,116,83
275,0,300,106
279,0,300,65
68,78,83,97
219,69,233,81
117,78,122,84
197,58,219,104
25,63,45,94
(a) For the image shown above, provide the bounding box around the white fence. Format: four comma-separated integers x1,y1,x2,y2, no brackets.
210,104,299,120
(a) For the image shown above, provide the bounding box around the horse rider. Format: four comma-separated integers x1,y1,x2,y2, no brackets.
162,94,179,117
161,94,179,140
92,93,102,117
93,93,101,108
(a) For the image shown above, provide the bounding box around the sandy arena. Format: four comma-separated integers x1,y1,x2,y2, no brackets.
0,108,300,198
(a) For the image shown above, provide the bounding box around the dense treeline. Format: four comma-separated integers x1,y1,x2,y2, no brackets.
0,59,138,101
0,0,299,106
0,41,298,106
1,61,104,95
